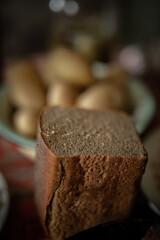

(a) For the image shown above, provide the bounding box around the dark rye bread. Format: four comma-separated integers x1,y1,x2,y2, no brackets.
35,106,147,240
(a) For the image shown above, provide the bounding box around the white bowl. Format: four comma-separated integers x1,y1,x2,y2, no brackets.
0,78,156,160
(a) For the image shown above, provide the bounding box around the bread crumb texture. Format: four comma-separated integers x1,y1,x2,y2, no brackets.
41,106,146,158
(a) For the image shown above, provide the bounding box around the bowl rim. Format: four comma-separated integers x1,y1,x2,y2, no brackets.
0,77,156,149
0,85,36,149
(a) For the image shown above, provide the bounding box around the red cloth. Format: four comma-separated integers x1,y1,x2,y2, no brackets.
0,136,49,240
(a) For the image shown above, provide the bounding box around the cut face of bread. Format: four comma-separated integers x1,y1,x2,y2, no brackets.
35,106,147,240
41,107,145,158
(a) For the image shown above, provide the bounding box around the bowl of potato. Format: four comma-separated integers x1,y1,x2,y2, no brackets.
0,46,156,160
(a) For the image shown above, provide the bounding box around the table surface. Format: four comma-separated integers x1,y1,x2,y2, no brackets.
0,75,160,240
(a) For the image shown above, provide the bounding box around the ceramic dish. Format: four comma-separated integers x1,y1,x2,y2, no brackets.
0,172,9,231
0,85,36,160
0,78,156,160
128,78,156,134
0,86,36,149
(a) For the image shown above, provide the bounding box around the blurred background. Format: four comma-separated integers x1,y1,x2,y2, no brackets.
1,0,160,62
0,0,160,157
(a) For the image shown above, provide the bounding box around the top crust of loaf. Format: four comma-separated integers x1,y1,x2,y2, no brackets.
40,106,146,158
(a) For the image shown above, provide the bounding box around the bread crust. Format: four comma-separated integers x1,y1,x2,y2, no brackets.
35,121,62,233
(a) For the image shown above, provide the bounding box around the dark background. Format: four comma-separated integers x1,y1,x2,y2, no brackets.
1,0,160,57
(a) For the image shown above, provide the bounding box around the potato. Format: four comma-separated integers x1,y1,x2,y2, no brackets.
13,108,38,138
72,33,99,61
42,47,95,87
76,82,131,112
7,60,46,111
46,81,79,107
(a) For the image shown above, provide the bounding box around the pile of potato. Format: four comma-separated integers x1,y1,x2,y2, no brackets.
6,46,132,139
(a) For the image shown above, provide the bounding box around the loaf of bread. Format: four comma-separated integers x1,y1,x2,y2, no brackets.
35,106,147,240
